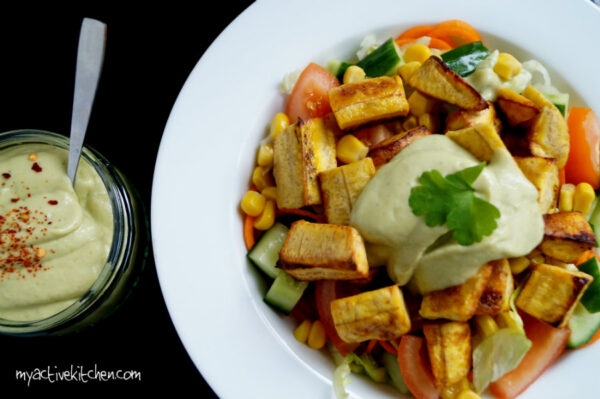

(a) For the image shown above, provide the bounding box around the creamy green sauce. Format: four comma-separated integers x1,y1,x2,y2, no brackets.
350,135,544,294
0,144,113,321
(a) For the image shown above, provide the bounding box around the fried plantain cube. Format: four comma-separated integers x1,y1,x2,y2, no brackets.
444,102,502,133
278,220,369,280
516,263,593,327
408,56,487,111
423,321,472,388
330,285,411,343
273,117,337,209
475,259,514,316
367,125,431,168
523,86,569,168
319,157,376,225
514,156,559,214
420,263,493,321
328,75,409,130
445,122,506,162
496,87,541,127
539,211,596,263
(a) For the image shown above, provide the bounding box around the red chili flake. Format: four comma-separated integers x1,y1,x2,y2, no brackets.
2,173,10,179
48,200,58,205
31,163,42,173
10,198,19,203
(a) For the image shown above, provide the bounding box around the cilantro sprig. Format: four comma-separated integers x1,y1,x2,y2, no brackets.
408,162,500,246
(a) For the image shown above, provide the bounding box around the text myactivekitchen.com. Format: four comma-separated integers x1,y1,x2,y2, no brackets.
15,364,142,386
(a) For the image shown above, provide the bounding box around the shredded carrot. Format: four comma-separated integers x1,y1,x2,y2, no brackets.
366,339,378,354
397,25,434,39
428,19,482,47
428,37,453,50
575,249,600,266
394,37,420,47
276,208,326,223
243,214,256,251
379,340,398,356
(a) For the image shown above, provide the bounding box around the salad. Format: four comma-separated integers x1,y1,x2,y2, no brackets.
240,19,600,399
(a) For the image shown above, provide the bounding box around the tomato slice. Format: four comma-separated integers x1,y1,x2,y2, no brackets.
285,63,339,125
489,313,570,399
315,280,359,357
397,334,440,399
565,107,600,189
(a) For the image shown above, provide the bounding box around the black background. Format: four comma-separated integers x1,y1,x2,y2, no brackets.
0,2,254,395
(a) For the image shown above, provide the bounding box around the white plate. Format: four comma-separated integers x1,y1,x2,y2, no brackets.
151,0,600,398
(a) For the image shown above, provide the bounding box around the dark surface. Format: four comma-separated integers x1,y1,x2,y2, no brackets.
0,3,254,394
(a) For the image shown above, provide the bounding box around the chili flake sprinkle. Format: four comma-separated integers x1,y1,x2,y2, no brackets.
0,206,52,281
31,162,42,173
2,173,10,179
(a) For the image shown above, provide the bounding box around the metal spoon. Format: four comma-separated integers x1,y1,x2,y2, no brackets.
67,17,107,185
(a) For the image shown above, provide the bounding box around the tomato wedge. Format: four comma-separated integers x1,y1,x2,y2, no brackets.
397,334,440,399
285,62,339,125
314,280,359,357
565,107,600,189
489,313,570,399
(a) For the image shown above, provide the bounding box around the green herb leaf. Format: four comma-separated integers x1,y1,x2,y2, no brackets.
409,163,500,245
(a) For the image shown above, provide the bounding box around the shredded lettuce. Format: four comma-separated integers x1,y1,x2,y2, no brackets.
356,34,378,60
333,360,352,399
279,69,301,94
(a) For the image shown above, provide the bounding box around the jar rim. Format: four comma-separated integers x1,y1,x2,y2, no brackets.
0,129,134,334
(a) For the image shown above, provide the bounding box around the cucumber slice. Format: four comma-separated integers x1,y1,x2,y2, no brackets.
263,271,308,314
327,59,354,82
441,41,490,77
577,257,600,313
247,222,288,279
567,302,600,348
381,351,410,394
356,38,403,77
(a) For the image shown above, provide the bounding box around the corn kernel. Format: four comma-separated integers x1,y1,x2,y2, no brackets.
336,134,369,164
494,53,522,81
546,257,568,268
270,112,289,140
558,183,575,212
530,255,545,265
441,378,470,399
526,248,542,259
257,142,274,167
574,182,596,214
294,319,312,344
408,90,436,117
418,113,439,132
402,115,418,130
456,390,481,399
254,199,276,230
403,44,431,64
307,320,327,349
397,61,421,82
508,256,530,274
343,65,366,84
261,186,278,201
495,311,521,330
252,166,275,191
473,315,498,339
241,190,266,216
36,247,47,258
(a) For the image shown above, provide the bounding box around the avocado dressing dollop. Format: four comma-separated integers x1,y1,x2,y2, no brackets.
350,135,544,294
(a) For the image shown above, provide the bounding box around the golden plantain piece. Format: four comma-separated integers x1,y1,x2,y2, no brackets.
330,285,411,343
278,220,369,281
514,156,559,214
475,259,514,316
319,157,376,225
445,122,506,162
495,87,541,127
420,263,493,321
516,263,593,327
273,117,337,209
328,75,409,130
408,56,487,111
367,125,431,168
539,211,596,263
522,85,569,168
423,321,472,388
444,102,502,133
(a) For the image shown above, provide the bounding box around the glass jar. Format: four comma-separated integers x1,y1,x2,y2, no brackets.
0,129,148,336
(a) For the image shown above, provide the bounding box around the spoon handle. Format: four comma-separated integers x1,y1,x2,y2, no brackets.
68,18,107,184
